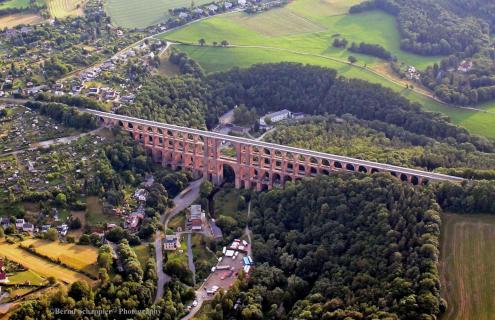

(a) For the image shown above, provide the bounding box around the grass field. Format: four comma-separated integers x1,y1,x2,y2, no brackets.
45,0,85,18
161,0,495,138
440,214,495,320
174,45,495,139
104,0,212,28
0,0,33,9
8,270,46,286
21,239,99,277
0,13,43,28
0,240,95,284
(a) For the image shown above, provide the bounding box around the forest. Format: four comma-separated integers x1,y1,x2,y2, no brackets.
350,0,495,105
204,174,444,319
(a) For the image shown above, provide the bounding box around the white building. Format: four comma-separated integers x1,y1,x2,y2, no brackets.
259,109,292,128
163,234,179,251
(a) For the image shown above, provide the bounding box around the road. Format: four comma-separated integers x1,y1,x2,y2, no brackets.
186,233,196,286
244,201,253,257
154,178,203,303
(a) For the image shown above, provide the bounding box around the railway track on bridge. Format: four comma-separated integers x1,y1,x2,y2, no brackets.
84,109,464,186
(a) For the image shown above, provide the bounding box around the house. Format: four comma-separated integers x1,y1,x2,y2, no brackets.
0,261,7,284
41,225,51,233
57,224,68,236
225,2,233,9
163,234,179,251
190,204,205,225
87,87,100,96
259,109,292,128
125,212,144,229
238,0,246,6
15,219,25,229
191,219,202,231
179,12,189,19
292,112,305,119
406,66,420,81
207,4,219,11
193,8,204,14
134,188,148,202
458,60,473,73
22,223,34,233
0,217,10,229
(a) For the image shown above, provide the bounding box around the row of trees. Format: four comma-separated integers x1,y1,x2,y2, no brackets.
348,42,394,60
26,101,97,130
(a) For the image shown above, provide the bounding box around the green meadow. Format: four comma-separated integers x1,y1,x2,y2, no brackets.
175,44,495,139
104,0,213,28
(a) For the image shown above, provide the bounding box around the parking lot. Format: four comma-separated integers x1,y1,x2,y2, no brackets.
199,241,252,300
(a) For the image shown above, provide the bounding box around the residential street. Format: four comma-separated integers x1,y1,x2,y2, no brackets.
154,178,202,303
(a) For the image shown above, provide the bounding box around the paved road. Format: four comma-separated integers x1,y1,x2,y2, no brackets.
154,179,202,303
154,232,171,304
186,233,196,286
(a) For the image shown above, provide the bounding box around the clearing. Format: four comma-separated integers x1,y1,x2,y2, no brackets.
20,239,99,277
440,214,495,320
0,240,95,284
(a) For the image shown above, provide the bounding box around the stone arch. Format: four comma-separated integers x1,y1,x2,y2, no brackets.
157,128,163,135
322,159,331,167
274,150,283,158
263,148,271,156
137,125,143,131
310,167,318,176
118,120,124,127
287,162,294,172
147,126,153,133
358,165,368,173
334,161,342,169
128,122,134,129
223,163,236,183
272,173,281,185
346,163,355,171
400,173,408,182
390,171,398,177
411,176,419,185
309,157,318,164
298,164,306,173
167,130,173,137
371,168,379,174
322,169,330,175
284,175,292,183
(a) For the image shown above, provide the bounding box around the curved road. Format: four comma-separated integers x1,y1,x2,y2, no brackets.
154,179,203,303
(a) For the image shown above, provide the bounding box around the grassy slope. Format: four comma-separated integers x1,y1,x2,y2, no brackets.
45,0,84,18
175,45,495,139
161,0,495,139
104,0,212,28
440,214,495,320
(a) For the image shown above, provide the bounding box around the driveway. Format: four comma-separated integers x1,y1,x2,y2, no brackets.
154,232,171,304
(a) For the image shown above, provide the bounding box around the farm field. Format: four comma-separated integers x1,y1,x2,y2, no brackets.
440,214,495,320
0,13,43,28
0,240,95,284
104,0,212,28
20,239,99,277
174,45,495,139
8,270,46,286
45,0,85,18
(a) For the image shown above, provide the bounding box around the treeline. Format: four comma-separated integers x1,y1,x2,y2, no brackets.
435,180,495,214
205,63,494,152
349,0,489,56
169,50,205,78
25,101,97,130
35,92,105,110
213,174,444,319
349,42,394,60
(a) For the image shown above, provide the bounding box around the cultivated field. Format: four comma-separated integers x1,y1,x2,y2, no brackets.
45,0,85,18
162,0,495,138
440,214,495,320
21,239,99,277
104,0,212,28
0,13,43,28
0,240,95,284
0,0,34,9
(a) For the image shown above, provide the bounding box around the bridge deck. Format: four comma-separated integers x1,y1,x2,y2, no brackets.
85,109,464,183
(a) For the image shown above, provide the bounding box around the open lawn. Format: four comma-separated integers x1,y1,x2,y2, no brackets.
166,238,188,265
0,13,43,28
174,45,495,139
440,214,495,320
45,0,85,18
86,196,120,226
8,270,46,286
104,0,213,28
0,240,95,284
21,239,99,277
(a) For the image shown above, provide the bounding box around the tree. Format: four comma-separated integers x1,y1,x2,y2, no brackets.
199,38,206,46
68,281,91,301
45,228,58,241
0,227,4,239
221,40,229,47
55,193,67,206
98,252,113,271
200,180,214,198
348,55,357,63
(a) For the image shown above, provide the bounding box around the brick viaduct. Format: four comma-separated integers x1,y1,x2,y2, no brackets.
87,110,464,191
